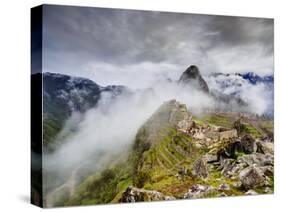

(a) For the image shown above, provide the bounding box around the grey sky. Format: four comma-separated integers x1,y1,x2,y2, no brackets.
42,4,274,88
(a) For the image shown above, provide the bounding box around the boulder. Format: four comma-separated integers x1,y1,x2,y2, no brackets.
183,184,215,199
260,165,274,177
256,141,274,155
218,183,231,191
241,135,257,154
238,153,274,167
177,119,193,131
203,154,218,163
219,129,238,141
119,186,176,202
245,189,258,195
192,158,209,179
239,166,265,189
220,159,246,178
217,140,242,160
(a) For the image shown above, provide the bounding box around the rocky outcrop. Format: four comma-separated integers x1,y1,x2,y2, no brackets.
203,154,218,163
256,141,274,155
245,189,258,195
219,129,238,140
216,140,242,160
239,165,265,189
220,159,246,178
183,184,215,199
119,186,176,202
237,153,274,167
218,183,230,191
241,135,257,154
192,158,209,179
119,99,273,204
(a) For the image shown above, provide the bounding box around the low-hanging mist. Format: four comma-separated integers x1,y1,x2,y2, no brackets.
43,71,273,195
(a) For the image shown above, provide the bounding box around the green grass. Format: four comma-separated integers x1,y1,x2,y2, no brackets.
65,111,273,205
67,163,133,206
202,115,232,128
241,123,262,138
43,117,63,146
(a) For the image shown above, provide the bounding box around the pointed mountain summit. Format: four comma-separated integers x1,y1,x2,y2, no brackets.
179,65,209,93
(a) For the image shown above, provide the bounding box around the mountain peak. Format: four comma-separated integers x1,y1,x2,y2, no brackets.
179,65,209,93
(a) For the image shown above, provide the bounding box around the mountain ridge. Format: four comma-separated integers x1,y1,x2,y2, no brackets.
33,72,127,151
63,99,273,206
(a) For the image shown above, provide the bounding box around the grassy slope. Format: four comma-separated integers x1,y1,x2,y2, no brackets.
64,111,273,206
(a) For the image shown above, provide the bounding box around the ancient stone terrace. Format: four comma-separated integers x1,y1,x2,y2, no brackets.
177,119,238,143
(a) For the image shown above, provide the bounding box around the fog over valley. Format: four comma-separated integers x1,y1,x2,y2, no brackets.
32,5,274,207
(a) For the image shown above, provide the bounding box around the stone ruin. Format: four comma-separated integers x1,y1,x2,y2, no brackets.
177,118,238,143
219,129,238,141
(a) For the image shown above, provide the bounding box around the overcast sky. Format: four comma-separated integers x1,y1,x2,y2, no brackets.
42,5,274,88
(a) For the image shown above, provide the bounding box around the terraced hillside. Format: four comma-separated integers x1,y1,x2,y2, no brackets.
44,99,274,207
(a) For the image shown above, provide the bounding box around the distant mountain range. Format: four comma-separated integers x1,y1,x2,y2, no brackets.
32,67,274,151
208,72,273,91
37,67,274,207
32,72,127,151
240,72,273,85
206,71,273,116
42,72,126,118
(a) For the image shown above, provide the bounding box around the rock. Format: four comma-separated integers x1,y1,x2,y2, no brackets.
238,153,274,167
203,154,218,163
256,141,274,155
192,158,209,179
217,140,242,160
233,119,243,136
119,186,176,202
218,183,231,191
239,166,265,189
245,189,258,195
260,165,274,177
232,181,242,188
219,129,238,141
241,135,257,154
183,184,215,199
220,159,245,178
177,119,193,131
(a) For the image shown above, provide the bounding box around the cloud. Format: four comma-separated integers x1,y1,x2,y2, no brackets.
43,79,219,192
43,70,272,196
42,5,274,84
206,74,273,115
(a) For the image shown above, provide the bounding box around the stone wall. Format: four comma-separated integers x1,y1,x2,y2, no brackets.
219,129,238,140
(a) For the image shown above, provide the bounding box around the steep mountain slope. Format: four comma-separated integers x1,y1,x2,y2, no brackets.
40,67,274,207
179,65,209,93
32,72,127,152
58,99,273,207
178,65,246,107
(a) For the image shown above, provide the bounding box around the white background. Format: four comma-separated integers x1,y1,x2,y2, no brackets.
0,0,280,211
